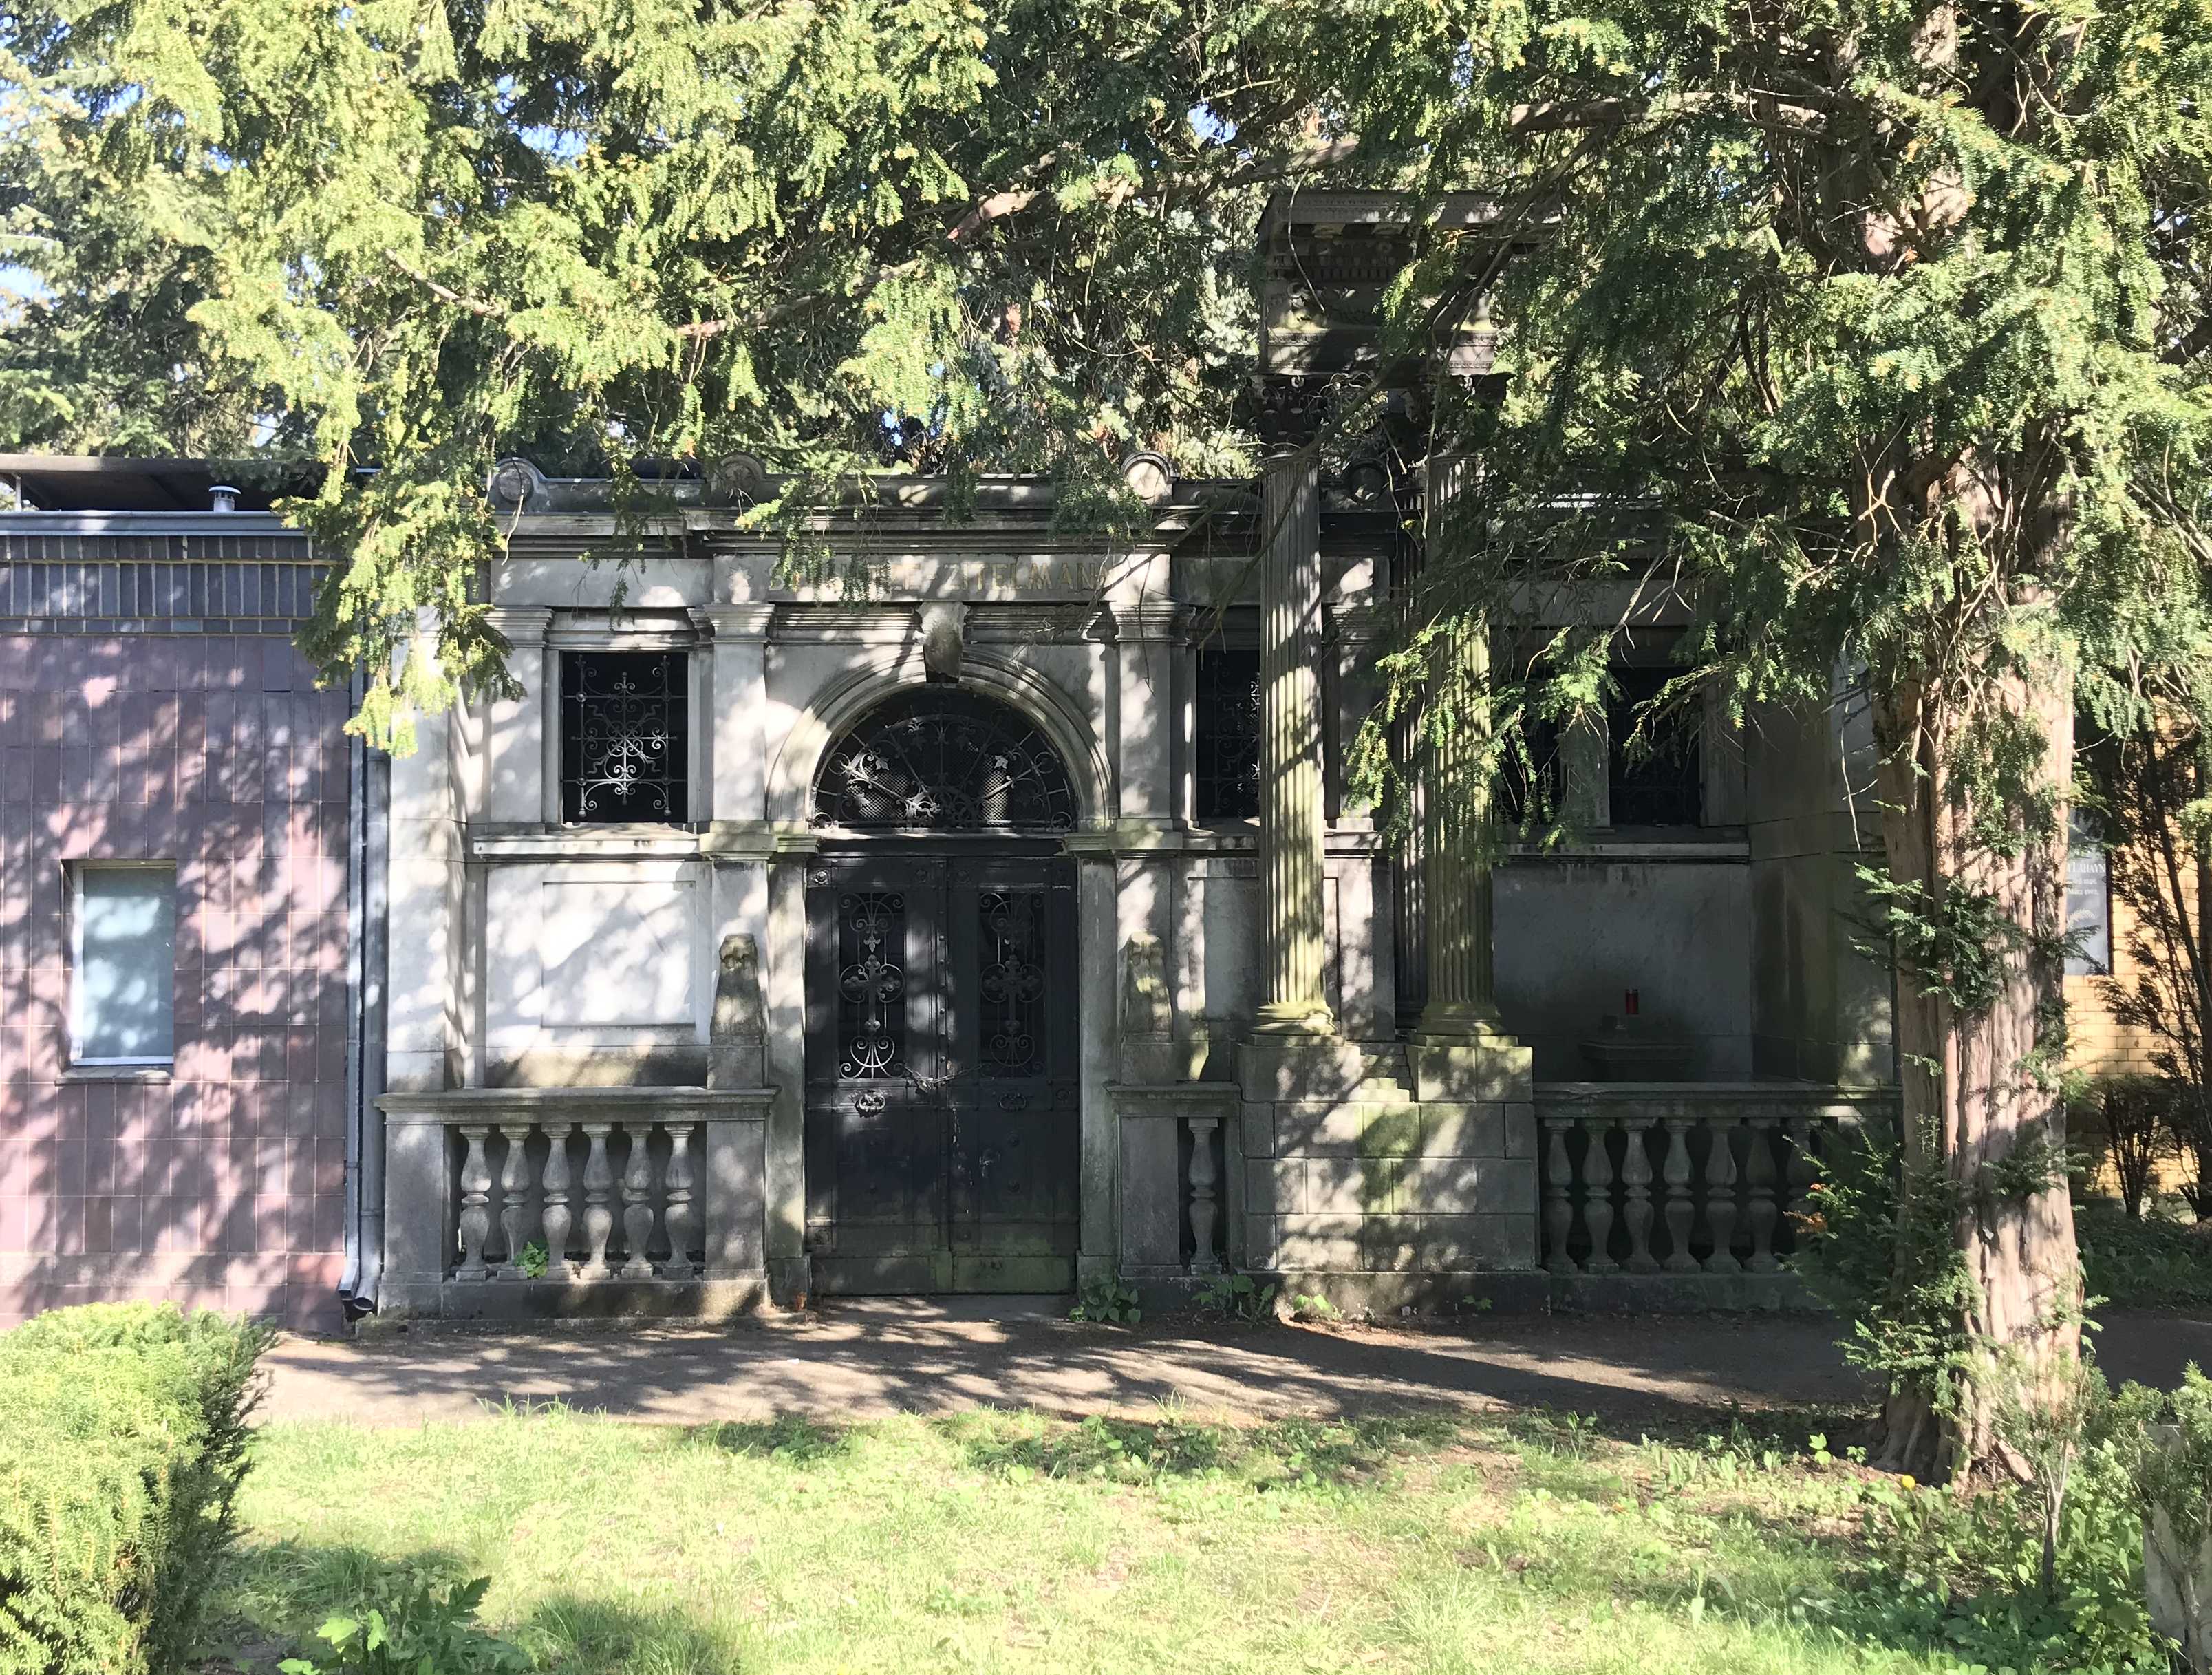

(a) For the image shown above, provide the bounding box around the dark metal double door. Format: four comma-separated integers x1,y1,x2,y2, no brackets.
804,852,1079,1293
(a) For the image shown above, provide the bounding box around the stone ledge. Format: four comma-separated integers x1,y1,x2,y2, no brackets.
1548,1271,1819,1313
375,1274,768,1323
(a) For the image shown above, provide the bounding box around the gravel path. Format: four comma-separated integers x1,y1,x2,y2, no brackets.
253,1304,2212,1429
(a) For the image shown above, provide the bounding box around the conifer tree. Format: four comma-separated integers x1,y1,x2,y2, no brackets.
1309,0,2212,1475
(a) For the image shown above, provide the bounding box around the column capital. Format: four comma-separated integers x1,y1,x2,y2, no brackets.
689,603,777,640
484,606,553,642
1103,602,1192,643
1327,603,1390,645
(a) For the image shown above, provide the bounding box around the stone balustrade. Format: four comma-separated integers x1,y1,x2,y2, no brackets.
1536,1084,1893,1284
378,1088,773,1318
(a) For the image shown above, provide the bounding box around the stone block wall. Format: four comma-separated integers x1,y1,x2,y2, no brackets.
0,537,352,1331
1238,1041,1538,1301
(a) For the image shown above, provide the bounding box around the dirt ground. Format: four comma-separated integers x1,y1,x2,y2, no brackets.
255,1303,2212,1428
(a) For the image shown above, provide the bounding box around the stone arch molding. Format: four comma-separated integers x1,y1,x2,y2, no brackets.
767,652,1113,831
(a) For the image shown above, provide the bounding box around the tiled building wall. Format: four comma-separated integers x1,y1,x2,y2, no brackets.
0,538,352,1331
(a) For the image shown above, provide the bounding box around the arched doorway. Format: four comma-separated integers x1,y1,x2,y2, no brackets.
804,689,1081,1294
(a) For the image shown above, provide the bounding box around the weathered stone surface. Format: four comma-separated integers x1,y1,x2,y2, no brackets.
1276,1214,1364,1270
1407,1038,1534,1103
1415,1103,1505,1159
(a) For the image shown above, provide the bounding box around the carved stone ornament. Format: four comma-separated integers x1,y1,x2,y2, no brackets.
1121,933,1172,1038
487,457,544,512
712,933,766,1043
918,601,968,683
1121,451,1173,506
708,451,769,506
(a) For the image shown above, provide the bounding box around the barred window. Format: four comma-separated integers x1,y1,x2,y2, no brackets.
559,651,689,824
1607,666,1702,828
1194,648,1262,820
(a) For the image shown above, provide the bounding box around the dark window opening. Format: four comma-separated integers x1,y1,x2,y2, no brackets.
560,650,689,823
1607,666,1702,827
1497,715,1562,829
1194,648,1261,820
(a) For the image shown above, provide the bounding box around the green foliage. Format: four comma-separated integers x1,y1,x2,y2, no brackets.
2068,1074,2180,1221
0,0,1317,746
1192,1272,1276,1323
2076,1201,2212,1309
1842,1438,2158,1672
1067,1276,1141,1325
277,1572,529,1675
1286,1291,1342,1324
0,1303,274,1675
514,1242,549,1281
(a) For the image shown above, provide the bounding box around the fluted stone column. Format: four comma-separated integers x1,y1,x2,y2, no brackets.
1415,623,1503,1038
1254,452,1335,1036
1413,455,1501,1041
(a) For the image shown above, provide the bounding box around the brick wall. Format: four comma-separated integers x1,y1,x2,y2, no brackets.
0,544,352,1332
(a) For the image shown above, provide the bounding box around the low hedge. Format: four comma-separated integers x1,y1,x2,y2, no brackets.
0,1304,274,1675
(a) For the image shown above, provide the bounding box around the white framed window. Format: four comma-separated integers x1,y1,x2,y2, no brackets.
69,863,177,1066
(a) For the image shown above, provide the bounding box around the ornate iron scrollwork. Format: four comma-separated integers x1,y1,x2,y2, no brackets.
1194,648,1262,819
978,890,1046,1076
812,690,1076,831
561,651,688,822
836,891,907,1079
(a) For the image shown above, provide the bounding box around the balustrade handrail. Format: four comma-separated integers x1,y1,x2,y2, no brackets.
1536,1088,1892,1277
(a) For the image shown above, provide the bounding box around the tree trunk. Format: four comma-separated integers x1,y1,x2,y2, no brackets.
1869,665,2083,1482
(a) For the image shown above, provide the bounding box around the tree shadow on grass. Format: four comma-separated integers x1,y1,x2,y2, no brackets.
940,1407,1466,1486
680,1412,856,1466
205,1541,750,1675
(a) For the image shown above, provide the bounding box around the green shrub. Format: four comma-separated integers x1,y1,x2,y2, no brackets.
2076,1200,2212,1308
0,1303,274,1675
277,1571,529,1675
2068,1073,2178,1219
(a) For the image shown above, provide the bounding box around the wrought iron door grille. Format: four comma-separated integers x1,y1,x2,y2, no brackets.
1194,648,1262,819
812,690,1076,831
560,651,689,823
836,891,909,1079
978,890,1046,1076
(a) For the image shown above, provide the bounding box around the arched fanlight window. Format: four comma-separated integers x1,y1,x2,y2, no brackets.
811,689,1077,831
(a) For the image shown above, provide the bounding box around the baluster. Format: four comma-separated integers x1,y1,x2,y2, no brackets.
1782,1112,1819,1259
1543,1114,1578,1274
663,1122,698,1278
1701,1116,1741,1274
1187,1114,1225,1274
1620,1116,1658,1272
540,1122,575,1281
579,1122,616,1279
1581,1116,1618,1272
1744,1114,1780,1272
1660,1116,1697,1272
620,1123,657,1279
496,1124,533,1278
455,1125,493,1280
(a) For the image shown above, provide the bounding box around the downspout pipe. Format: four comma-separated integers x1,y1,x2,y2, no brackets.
339,676,391,1319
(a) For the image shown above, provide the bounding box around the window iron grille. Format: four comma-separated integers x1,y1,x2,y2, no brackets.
813,690,1076,831
1607,666,1702,828
1194,648,1262,820
561,651,689,823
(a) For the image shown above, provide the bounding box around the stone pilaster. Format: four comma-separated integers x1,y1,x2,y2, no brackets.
1254,453,1335,1036
691,604,775,829
482,607,552,824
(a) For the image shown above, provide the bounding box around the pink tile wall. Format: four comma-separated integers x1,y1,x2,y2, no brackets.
0,634,352,1332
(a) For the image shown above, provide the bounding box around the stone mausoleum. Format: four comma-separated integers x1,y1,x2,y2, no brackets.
0,193,1902,1330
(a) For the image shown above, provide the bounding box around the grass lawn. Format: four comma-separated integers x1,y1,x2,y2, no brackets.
211,1401,1991,1674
